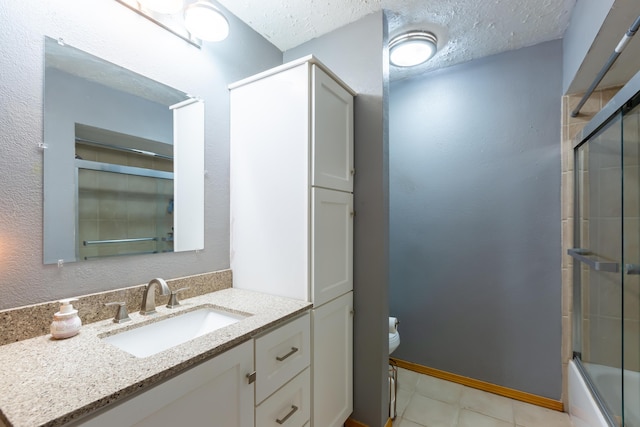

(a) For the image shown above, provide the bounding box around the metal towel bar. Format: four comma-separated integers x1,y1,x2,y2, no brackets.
84,237,157,246
567,249,619,273
83,250,158,260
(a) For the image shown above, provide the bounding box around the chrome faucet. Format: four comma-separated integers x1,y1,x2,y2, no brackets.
140,278,171,315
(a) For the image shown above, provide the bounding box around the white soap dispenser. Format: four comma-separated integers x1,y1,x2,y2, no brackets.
50,298,82,339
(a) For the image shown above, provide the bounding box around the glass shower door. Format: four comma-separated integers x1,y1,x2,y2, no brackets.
623,102,640,427
574,111,624,424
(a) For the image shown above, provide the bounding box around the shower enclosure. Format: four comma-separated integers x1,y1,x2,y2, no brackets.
571,71,640,427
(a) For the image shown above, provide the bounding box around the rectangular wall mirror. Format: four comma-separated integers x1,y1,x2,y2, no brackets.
43,37,204,264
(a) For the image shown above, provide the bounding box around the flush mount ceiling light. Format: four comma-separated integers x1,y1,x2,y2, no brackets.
389,31,438,67
184,1,230,42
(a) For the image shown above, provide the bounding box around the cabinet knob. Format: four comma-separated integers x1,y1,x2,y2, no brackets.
246,371,256,384
350,169,355,176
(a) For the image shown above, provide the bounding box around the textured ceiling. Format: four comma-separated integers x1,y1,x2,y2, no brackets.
216,0,576,79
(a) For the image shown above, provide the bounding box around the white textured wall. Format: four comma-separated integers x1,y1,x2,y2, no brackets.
0,0,281,309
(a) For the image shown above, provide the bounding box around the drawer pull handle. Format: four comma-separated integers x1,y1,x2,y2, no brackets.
276,347,299,361
276,405,298,424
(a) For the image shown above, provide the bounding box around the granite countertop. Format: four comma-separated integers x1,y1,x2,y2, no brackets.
0,288,311,427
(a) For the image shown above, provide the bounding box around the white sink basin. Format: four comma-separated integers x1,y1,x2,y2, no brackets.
102,307,246,358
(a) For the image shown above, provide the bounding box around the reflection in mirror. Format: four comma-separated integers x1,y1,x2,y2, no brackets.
75,124,175,260
43,37,204,264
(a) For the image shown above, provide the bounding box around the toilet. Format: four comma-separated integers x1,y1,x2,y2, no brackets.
389,318,400,354
388,317,400,419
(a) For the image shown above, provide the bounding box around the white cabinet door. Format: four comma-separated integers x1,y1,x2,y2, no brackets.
73,341,254,427
312,291,353,427
312,65,354,193
312,188,353,306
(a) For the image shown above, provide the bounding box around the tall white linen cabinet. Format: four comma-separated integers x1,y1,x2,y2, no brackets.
230,56,355,427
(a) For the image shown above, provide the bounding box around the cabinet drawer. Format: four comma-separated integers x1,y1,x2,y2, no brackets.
255,313,310,403
256,368,310,427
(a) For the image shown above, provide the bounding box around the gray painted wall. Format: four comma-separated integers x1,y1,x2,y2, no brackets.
562,0,615,94
285,12,390,427
0,0,281,309
389,40,563,399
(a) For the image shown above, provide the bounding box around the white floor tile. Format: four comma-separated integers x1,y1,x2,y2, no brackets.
513,400,573,427
403,394,459,427
395,388,413,418
394,417,425,427
457,409,514,427
415,374,464,404
459,387,514,423
397,367,420,393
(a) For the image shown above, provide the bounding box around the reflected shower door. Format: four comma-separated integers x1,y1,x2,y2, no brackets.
77,168,174,260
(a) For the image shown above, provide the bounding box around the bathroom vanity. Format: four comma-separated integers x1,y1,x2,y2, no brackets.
0,289,311,427
70,313,310,427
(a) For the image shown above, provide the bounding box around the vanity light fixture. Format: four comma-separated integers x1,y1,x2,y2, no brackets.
138,0,184,14
115,0,230,47
183,1,229,42
389,31,438,67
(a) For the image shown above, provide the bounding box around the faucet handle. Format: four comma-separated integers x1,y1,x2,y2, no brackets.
105,302,131,323
166,287,189,308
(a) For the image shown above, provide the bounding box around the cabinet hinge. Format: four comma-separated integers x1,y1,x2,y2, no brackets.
246,371,256,384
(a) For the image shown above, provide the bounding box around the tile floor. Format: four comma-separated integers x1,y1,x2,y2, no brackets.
391,368,574,427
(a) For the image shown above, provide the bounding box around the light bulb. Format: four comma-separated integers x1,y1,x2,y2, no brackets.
184,1,229,42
